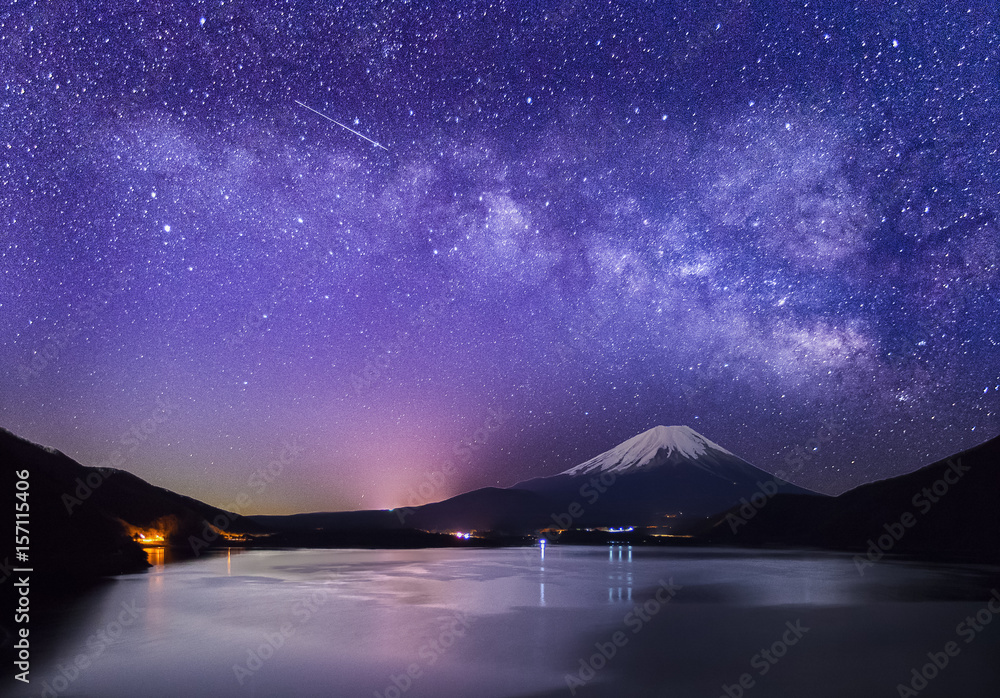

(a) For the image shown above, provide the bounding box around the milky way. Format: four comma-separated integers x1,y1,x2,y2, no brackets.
1,1,998,514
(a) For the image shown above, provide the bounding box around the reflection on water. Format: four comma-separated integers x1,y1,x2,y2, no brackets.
16,546,1000,698
608,544,633,603
143,544,240,568
539,539,545,606
143,545,165,568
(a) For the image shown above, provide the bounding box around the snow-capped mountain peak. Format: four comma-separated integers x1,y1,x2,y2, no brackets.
560,425,736,477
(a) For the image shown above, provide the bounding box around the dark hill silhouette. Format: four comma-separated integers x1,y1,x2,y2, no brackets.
405,487,556,533
709,433,1000,563
3,427,147,589
0,427,262,589
248,508,404,532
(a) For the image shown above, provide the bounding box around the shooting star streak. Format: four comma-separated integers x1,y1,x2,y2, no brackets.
295,100,389,151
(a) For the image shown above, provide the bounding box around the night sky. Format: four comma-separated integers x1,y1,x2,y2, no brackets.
2,1,998,515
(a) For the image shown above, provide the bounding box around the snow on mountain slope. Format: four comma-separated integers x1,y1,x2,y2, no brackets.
560,425,738,477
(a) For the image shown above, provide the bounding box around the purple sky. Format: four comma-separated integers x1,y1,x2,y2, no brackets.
1,0,998,514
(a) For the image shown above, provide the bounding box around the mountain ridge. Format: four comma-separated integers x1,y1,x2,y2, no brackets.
709,432,1000,562
5,423,997,568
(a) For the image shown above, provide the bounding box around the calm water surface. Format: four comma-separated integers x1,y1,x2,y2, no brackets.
16,546,1000,697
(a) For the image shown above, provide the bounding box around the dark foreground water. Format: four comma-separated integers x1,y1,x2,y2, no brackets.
12,545,1000,698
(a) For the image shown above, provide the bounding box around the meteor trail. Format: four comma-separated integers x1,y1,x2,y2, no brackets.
295,100,389,151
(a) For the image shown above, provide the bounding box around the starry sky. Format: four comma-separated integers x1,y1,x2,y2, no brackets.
1,0,998,515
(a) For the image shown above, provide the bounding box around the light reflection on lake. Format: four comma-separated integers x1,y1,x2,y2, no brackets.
17,546,1000,698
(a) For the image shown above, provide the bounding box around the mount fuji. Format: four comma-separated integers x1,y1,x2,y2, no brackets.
398,425,820,534
559,425,754,477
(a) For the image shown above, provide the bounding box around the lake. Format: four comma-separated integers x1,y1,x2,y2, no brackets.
15,545,1000,697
